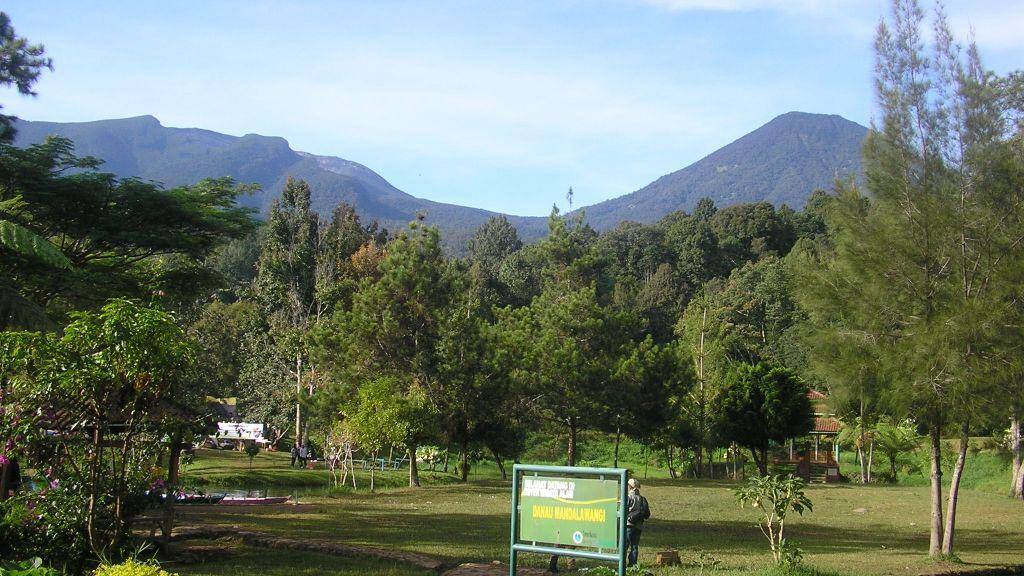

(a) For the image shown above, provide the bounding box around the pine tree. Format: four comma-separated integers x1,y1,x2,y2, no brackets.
796,0,1024,556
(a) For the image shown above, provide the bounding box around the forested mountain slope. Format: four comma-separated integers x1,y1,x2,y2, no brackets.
578,112,867,230
14,111,867,247
12,116,548,248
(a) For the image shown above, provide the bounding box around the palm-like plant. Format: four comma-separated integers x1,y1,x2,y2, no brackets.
873,417,922,481
0,195,71,330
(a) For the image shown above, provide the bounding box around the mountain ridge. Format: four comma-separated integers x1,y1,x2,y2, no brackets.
576,111,867,230
12,111,868,248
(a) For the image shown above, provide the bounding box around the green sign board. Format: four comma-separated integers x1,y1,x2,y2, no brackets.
509,465,627,576
519,475,620,548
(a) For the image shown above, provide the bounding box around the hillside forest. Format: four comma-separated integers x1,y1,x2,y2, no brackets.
1,0,1023,571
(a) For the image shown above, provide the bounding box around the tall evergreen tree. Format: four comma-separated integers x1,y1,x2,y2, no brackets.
796,0,1024,556
715,362,813,475
0,11,51,142
254,177,320,444
333,222,454,487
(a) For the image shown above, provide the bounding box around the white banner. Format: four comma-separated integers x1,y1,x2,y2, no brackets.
216,422,265,440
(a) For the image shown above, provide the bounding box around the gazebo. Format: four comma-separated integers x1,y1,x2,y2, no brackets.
805,390,841,482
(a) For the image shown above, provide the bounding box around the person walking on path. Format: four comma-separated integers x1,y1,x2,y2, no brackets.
290,444,299,467
626,477,650,567
298,443,309,468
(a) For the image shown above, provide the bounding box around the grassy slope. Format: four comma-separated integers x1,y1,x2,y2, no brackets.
173,449,1024,576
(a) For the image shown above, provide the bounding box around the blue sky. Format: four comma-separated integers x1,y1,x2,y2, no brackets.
4,1,1023,216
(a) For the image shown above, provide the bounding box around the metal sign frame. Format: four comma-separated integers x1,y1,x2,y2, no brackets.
509,464,627,576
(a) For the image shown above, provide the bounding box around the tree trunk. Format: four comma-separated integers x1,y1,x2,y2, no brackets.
490,446,507,480
942,423,969,556
162,436,184,546
666,446,677,479
443,439,451,473
750,446,767,476
613,423,621,468
695,306,707,479
1011,411,1022,499
0,461,10,501
867,440,874,483
695,443,704,479
460,438,469,482
87,425,104,553
370,454,376,493
295,354,303,446
1014,459,1024,501
408,446,421,487
928,423,944,557
857,446,866,484
567,421,578,467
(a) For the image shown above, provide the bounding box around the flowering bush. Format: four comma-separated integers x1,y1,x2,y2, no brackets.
0,486,91,572
1,301,201,570
93,559,178,576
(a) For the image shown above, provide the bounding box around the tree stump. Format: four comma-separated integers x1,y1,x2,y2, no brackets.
655,550,681,566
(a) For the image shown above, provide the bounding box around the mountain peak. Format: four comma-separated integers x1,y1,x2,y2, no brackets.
13,111,869,250
579,112,868,229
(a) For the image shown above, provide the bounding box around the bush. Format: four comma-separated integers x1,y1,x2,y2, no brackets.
0,488,92,573
0,557,60,576
93,559,178,576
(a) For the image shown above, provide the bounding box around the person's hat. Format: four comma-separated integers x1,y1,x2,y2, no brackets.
628,478,639,490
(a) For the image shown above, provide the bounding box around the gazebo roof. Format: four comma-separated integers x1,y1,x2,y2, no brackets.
813,416,841,435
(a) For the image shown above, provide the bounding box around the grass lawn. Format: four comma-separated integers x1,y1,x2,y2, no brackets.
171,449,1024,576
180,447,461,492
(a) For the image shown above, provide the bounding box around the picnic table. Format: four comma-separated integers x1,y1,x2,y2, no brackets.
372,457,407,471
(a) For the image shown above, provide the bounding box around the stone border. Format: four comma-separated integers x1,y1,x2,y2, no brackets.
161,525,445,572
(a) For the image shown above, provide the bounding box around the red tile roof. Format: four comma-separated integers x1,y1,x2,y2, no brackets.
813,416,841,434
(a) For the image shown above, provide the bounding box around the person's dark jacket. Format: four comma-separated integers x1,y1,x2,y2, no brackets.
626,490,650,529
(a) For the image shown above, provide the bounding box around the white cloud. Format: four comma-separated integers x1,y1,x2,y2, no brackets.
945,1,1024,52
634,0,856,15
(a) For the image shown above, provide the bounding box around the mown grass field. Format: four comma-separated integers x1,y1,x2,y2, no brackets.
168,448,1024,576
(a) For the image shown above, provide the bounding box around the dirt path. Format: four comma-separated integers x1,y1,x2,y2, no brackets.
162,525,445,572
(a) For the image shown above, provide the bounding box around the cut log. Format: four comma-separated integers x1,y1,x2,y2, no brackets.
656,550,681,566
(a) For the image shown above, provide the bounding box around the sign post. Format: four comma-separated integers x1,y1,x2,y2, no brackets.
509,464,627,576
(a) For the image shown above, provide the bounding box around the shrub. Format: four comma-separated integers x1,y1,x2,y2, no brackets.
0,557,60,576
93,559,178,576
735,474,813,565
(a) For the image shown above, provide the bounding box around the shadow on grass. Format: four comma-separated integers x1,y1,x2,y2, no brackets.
177,500,1023,569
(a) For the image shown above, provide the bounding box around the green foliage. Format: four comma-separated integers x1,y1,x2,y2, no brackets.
0,218,70,271
0,136,256,323
715,363,813,475
468,215,523,269
872,418,923,482
0,557,60,576
255,177,318,326
245,442,260,468
189,300,263,399
93,559,178,576
315,222,454,485
0,299,197,568
0,487,91,573
0,12,51,143
490,282,639,465
735,474,813,565
795,0,1024,556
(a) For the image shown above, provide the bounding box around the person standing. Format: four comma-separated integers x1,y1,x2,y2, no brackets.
290,444,299,468
298,443,308,468
626,477,650,567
